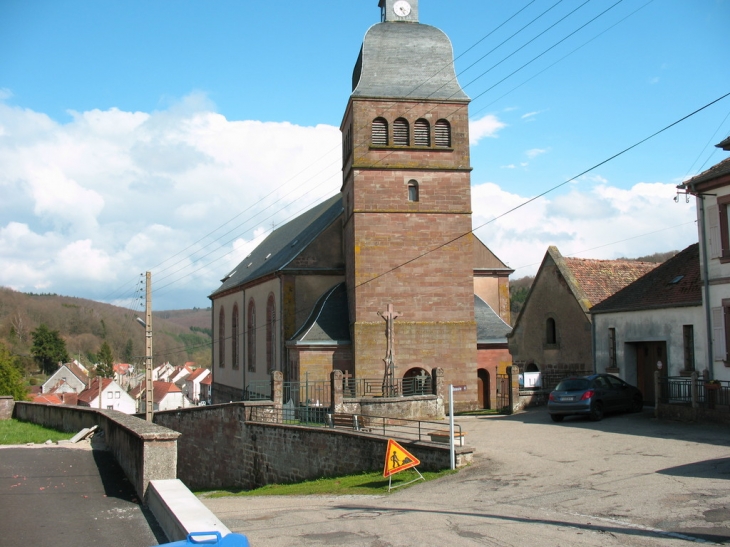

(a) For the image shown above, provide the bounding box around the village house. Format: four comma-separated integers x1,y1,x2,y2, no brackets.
41,362,89,395
591,243,703,402
508,246,658,392
678,136,730,382
77,377,136,414
208,0,513,411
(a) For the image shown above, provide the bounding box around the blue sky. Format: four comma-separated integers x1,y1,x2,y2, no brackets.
1,0,729,310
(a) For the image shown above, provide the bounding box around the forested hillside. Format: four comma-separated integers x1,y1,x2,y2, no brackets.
0,287,211,373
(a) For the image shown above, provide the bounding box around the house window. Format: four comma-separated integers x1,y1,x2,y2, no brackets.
708,195,730,261
247,299,256,372
393,118,409,146
231,304,239,370
545,317,557,345
115,391,120,399
218,307,225,368
408,180,419,202
371,117,388,146
712,302,730,362
107,405,114,410
107,392,113,399
434,119,451,147
683,325,695,371
414,119,430,146
266,293,276,373
608,328,617,369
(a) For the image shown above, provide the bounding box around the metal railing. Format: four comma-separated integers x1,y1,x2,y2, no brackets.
243,381,272,401
659,376,730,410
245,406,462,444
343,376,432,398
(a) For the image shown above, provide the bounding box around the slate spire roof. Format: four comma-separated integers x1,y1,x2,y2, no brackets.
590,243,701,314
475,296,512,344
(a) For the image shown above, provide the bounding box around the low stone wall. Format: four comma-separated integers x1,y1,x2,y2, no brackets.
339,395,444,421
153,402,472,491
0,396,14,420
657,403,730,425
13,402,179,498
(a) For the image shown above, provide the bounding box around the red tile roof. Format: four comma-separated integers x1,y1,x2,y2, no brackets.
77,378,113,405
563,256,660,307
186,368,209,382
130,380,181,403
200,375,212,385
32,394,62,405
591,243,701,313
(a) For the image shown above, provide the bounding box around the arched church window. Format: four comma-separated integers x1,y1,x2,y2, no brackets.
435,119,451,147
414,119,430,146
371,117,388,146
393,118,409,146
218,307,225,368
546,317,557,345
266,293,275,374
408,180,419,202
247,299,256,372
231,304,239,370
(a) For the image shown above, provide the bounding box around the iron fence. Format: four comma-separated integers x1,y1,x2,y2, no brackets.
245,406,463,444
343,376,432,398
283,379,331,407
659,376,730,410
243,381,272,401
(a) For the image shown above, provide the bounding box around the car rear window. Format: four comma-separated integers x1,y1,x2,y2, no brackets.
555,379,590,391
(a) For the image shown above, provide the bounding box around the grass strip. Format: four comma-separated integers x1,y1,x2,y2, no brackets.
0,419,75,445
199,468,457,498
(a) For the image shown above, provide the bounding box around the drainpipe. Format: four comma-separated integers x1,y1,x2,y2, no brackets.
695,187,714,380
591,316,597,374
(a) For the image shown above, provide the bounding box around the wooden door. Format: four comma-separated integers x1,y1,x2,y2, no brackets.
636,342,667,405
477,369,490,409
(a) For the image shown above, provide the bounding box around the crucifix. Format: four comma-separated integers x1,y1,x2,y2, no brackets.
378,303,401,397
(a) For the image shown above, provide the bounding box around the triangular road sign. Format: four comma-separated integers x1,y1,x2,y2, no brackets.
383,439,421,478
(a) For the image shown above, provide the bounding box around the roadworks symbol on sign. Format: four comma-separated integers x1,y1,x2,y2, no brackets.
383,439,421,478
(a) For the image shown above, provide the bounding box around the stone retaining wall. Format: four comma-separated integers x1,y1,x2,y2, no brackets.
13,402,179,498
153,402,472,491
0,396,14,420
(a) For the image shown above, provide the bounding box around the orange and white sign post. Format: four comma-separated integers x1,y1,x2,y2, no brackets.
383,439,424,491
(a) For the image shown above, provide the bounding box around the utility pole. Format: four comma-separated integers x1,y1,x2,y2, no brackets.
145,271,153,422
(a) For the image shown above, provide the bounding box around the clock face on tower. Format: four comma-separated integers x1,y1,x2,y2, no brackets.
393,1,411,17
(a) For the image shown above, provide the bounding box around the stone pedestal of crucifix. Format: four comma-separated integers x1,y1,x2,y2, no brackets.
378,303,401,397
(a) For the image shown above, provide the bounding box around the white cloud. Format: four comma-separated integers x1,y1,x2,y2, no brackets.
0,95,342,307
525,148,547,159
469,114,506,145
471,180,697,277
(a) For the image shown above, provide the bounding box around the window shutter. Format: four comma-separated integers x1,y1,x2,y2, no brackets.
393,118,409,146
414,119,429,146
435,119,451,147
712,307,726,361
708,204,722,258
371,118,388,146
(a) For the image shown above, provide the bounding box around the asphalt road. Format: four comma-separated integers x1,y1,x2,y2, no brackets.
0,442,166,547
202,407,730,546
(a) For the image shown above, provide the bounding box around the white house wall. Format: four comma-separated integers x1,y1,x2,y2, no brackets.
594,306,706,384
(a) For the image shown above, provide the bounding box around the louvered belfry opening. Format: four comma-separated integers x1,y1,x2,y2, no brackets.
414,119,430,147
434,119,451,147
371,117,388,146
393,118,409,146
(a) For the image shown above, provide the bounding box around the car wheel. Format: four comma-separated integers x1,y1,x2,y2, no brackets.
589,401,604,422
630,395,643,413
550,414,564,423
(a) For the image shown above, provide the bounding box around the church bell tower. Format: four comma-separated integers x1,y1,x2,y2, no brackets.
341,0,478,409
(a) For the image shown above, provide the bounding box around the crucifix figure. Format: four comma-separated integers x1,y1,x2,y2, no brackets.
378,303,401,397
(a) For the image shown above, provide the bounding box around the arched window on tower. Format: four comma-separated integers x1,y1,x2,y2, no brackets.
371,117,388,146
247,299,256,372
266,293,275,374
231,304,239,370
546,317,557,346
393,118,409,146
435,119,451,147
414,119,430,146
408,180,419,202
218,307,225,368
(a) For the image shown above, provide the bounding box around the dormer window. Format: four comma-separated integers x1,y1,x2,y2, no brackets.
393,118,409,146
372,117,388,146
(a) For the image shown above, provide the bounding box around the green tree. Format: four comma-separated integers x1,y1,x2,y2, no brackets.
30,324,69,375
95,341,115,378
0,342,29,400
122,338,134,363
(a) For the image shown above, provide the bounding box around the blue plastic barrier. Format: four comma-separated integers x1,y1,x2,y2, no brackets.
158,531,250,546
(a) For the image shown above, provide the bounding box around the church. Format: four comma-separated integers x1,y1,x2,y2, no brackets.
209,0,513,412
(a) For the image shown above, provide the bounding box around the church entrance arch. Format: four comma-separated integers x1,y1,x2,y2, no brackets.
477,369,490,409
403,367,431,396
